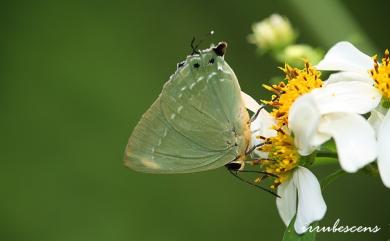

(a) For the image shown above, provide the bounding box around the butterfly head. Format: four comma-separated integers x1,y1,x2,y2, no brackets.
178,42,228,71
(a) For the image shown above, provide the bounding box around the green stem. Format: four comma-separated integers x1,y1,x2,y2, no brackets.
362,163,380,177
314,157,338,165
316,151,338,159
314,150,339,165
321,169,346,192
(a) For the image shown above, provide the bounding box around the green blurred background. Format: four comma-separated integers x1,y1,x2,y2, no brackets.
1,0,389,240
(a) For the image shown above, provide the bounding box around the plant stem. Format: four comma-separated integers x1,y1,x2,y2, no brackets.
314,157,338,166
313,151,339,166
316,151,338,159
321,169,346,192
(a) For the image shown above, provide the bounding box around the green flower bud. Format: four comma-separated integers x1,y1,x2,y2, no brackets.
275,44,324,67
248,14,297,53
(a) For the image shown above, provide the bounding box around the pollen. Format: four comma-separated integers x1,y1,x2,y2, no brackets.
259,131,299,188
370,49,390,100
256,62,322,188
263,62,322,127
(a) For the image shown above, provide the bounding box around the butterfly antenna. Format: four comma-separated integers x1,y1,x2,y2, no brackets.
250,105,266,123
190,37,199,55
228,169,280,198
190,30,215,55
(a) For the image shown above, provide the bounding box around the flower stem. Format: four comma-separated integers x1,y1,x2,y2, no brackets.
314,157,338,165
321,169,346,192
313,151,339,165
316,151,338,159
315,151,339,166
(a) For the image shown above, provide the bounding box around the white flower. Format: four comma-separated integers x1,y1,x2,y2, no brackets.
314,41,390,187
248,14,296,52
242,92,327,234
285,42,381,173
288,81,380,172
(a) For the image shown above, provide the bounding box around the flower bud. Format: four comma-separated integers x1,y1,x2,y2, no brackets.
276,44,323,67
248,14,297,53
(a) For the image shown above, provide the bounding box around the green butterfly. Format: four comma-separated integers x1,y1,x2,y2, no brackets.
124,42,251,174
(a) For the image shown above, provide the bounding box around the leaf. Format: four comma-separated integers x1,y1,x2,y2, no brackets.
282,217,317,241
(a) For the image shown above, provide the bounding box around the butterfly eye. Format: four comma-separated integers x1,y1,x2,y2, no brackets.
193,63,200,68
209,58,215,64
225,162,242,171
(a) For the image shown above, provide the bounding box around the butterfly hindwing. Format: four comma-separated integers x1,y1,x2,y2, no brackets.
124,97,238,173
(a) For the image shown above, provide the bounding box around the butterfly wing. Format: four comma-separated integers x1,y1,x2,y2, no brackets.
124,96,238,173
124,43,250,173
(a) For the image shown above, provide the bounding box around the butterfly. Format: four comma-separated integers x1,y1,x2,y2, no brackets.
124,42,253,174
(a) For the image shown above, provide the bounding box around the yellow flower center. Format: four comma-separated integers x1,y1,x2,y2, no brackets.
263,62,323,127
260,131,299,188
258,62,322,188
371,49,390,100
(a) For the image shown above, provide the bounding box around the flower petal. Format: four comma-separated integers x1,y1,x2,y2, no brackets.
311,81,381,115
316,41,373,73
250,109,277,157
378,110,390,188
251,109,276,137
368,108,385,134
293,167,327,234
318,113,377,172
241,91,260,113
276,176,297,227
241,91,278,158
325,71,374,85
289,94,329,156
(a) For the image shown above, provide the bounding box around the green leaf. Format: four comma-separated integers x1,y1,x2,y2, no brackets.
283,217,317,241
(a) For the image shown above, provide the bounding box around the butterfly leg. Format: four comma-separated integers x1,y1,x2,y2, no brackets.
245,143,265,155
226,168,280,198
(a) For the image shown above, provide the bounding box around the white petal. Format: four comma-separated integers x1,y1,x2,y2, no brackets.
316,41,373,73
288,94,328,156
311,81,381,115
240,91,277,157
250,109,277,157
293,167,327,234
318,113,377,172
325,71,374,85
311,132,332,147
378,110,390,188
276,176,297,227
368,108,385,134
252,110,277,138
241,91,260,113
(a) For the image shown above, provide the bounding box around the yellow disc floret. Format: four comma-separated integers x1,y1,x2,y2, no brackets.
257,62,322,188
260,130,299,188
371,49,390,100
263,62,322,128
